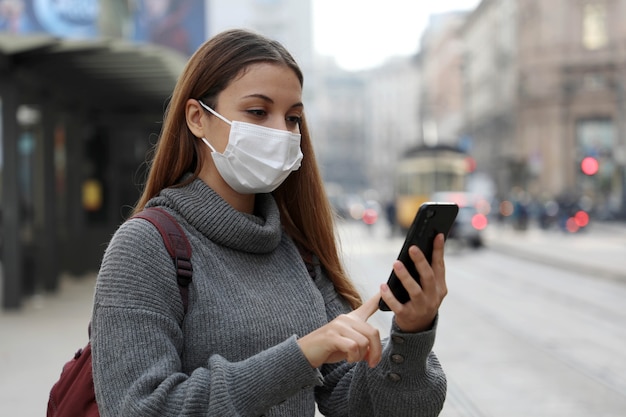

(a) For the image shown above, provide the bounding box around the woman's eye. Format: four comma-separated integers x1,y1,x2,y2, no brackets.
247,109,266,117
245,109,301,129
286,115,302,125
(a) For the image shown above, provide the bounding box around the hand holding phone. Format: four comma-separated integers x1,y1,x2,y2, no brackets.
379,202,458,311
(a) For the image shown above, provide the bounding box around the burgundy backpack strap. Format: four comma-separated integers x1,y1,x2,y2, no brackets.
133,207,193,313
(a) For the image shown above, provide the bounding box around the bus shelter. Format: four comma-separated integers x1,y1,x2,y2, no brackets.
0,33,186,309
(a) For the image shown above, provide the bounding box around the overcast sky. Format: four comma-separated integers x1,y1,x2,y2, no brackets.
312,0,481,71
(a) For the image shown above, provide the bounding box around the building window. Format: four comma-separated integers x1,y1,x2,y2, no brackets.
582,3,608,50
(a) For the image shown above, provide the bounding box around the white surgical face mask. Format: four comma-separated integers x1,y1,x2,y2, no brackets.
198,100,303,194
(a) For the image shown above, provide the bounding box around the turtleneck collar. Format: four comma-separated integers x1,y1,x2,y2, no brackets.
146,178,283,254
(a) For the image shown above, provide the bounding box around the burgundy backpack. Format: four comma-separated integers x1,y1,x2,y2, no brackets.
47,207,193,417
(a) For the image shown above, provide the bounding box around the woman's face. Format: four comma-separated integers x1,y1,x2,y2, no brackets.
204,62,303,153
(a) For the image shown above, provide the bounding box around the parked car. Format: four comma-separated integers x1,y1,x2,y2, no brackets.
430,191,489,248
448,205,488,248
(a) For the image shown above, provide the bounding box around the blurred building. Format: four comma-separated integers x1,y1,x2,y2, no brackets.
313,65,369,193
459,0,517,201
364,56,422,201
419,12,469,147
515,0,626,219
310,54,422,204
454,0,626,218
335,0,626,220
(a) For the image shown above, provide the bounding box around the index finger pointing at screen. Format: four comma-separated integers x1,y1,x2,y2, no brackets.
348,292,380,322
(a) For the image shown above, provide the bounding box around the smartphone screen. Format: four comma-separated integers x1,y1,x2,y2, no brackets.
379,202,459,311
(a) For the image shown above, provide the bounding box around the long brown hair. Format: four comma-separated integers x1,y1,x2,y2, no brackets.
134,29,362,309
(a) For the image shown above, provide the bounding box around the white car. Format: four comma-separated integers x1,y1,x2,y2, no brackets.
448,205,487,248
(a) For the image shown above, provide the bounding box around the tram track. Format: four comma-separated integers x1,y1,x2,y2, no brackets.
446,251,626,405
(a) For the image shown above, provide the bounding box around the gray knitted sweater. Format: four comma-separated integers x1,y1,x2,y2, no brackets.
91,178,446,416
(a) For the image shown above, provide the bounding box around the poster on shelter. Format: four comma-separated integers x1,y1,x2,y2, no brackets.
131,0,205,56
0,0,99,37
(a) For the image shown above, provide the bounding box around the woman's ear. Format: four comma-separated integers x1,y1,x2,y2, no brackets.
185,99,206,138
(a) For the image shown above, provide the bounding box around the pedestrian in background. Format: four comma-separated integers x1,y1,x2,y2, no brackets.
91,28,448,416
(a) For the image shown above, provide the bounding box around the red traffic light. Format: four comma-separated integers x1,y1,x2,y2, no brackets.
581,157,599,176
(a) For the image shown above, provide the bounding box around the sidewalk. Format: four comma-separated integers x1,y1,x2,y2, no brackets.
1,220,625,416
483,220,626,282
0,272,96,416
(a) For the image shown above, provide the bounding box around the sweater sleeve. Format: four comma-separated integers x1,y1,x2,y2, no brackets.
311,264,447,417
91,218,323,417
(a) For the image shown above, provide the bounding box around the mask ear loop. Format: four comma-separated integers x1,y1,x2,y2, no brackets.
201,137,218,153
198,100,232,125
197,100,231,154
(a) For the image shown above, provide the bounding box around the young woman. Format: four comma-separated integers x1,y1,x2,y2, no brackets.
91,29,448,416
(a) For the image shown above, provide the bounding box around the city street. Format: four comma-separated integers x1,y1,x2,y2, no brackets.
3,2,626,416
1,219,626,416
339,220,626,417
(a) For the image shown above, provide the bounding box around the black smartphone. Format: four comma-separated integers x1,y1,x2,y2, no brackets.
379,202,459,311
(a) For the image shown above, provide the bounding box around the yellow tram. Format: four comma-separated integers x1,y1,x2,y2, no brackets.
394,145,470,230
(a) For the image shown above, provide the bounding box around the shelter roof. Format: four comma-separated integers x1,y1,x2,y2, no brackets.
0,34,187,115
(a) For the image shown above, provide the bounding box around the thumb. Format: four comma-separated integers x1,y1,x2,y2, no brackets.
348,292,381,322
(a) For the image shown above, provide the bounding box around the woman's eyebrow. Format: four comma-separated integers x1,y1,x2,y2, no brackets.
242,93,273,103
242,93,303,109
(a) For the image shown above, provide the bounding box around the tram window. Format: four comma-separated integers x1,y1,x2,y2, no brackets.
435,172,453,191
396,152,467,196
396,175,408,195
408,173,432,195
